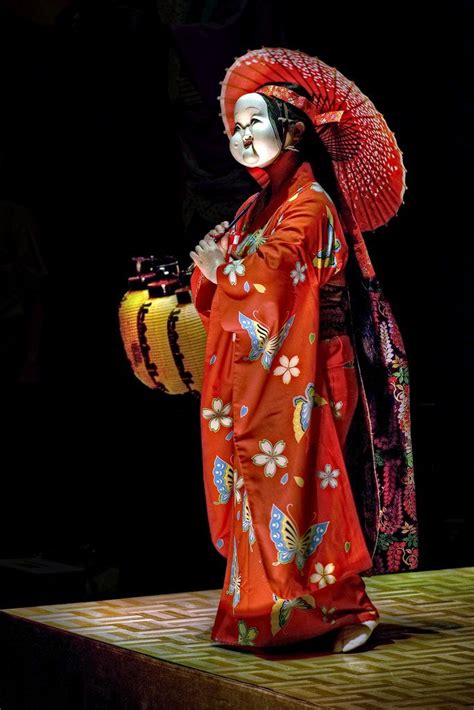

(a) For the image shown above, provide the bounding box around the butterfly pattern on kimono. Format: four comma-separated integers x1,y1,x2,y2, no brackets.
232,213,272,259
312,205,342,271
292,382,328,443
233,226,268,257
237,619,259,645
239,311,296,370
212,456,244,505
242,489,256,549
269,503,330,574
270,592,316,636
226,537,241,610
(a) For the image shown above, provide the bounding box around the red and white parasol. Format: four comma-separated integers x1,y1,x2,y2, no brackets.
219,47,406,233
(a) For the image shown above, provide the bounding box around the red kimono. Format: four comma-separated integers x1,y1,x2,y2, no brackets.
190,161,380,647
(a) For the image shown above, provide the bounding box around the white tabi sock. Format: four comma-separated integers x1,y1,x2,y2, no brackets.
332,618,380,653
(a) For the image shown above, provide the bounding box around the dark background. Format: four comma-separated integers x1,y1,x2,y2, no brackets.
0,0,471,607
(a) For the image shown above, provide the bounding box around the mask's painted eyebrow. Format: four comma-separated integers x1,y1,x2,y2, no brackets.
234,109,262,126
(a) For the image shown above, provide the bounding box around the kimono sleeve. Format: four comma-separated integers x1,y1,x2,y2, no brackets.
189,266,217,332
189,193,259,332
309,197,348,285
215,187,348,332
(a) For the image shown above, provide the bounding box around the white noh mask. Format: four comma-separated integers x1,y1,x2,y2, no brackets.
229,92,283,168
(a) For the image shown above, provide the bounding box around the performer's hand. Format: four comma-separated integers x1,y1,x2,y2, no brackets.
189,233,227,284
205,221,230,258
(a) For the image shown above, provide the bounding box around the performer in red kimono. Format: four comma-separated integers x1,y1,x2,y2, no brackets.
189,49,418,653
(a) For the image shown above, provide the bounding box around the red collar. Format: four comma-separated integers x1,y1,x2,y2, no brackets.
245,160,316,233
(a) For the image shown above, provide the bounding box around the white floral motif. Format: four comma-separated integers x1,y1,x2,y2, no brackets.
202,397,233,432
310,562,337,588
317,464,341,489
233,470,245,504
290,261,307,286
273,355,300,384
330,400,344,419
223,258,246,286
320,605,337,624
251,439,288,477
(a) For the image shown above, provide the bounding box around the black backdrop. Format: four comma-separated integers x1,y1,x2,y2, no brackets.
0,0,471,606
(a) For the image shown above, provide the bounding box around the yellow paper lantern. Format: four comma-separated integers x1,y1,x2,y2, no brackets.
119,274,207,395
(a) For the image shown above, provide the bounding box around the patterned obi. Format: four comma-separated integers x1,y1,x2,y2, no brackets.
319,283,352,341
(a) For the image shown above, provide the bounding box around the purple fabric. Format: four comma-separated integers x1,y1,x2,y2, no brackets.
345,245,419,575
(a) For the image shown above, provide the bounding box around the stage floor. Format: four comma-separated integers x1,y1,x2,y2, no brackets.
1,566,473,708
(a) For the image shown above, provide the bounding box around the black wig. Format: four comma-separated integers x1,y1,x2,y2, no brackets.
256,82,344,217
